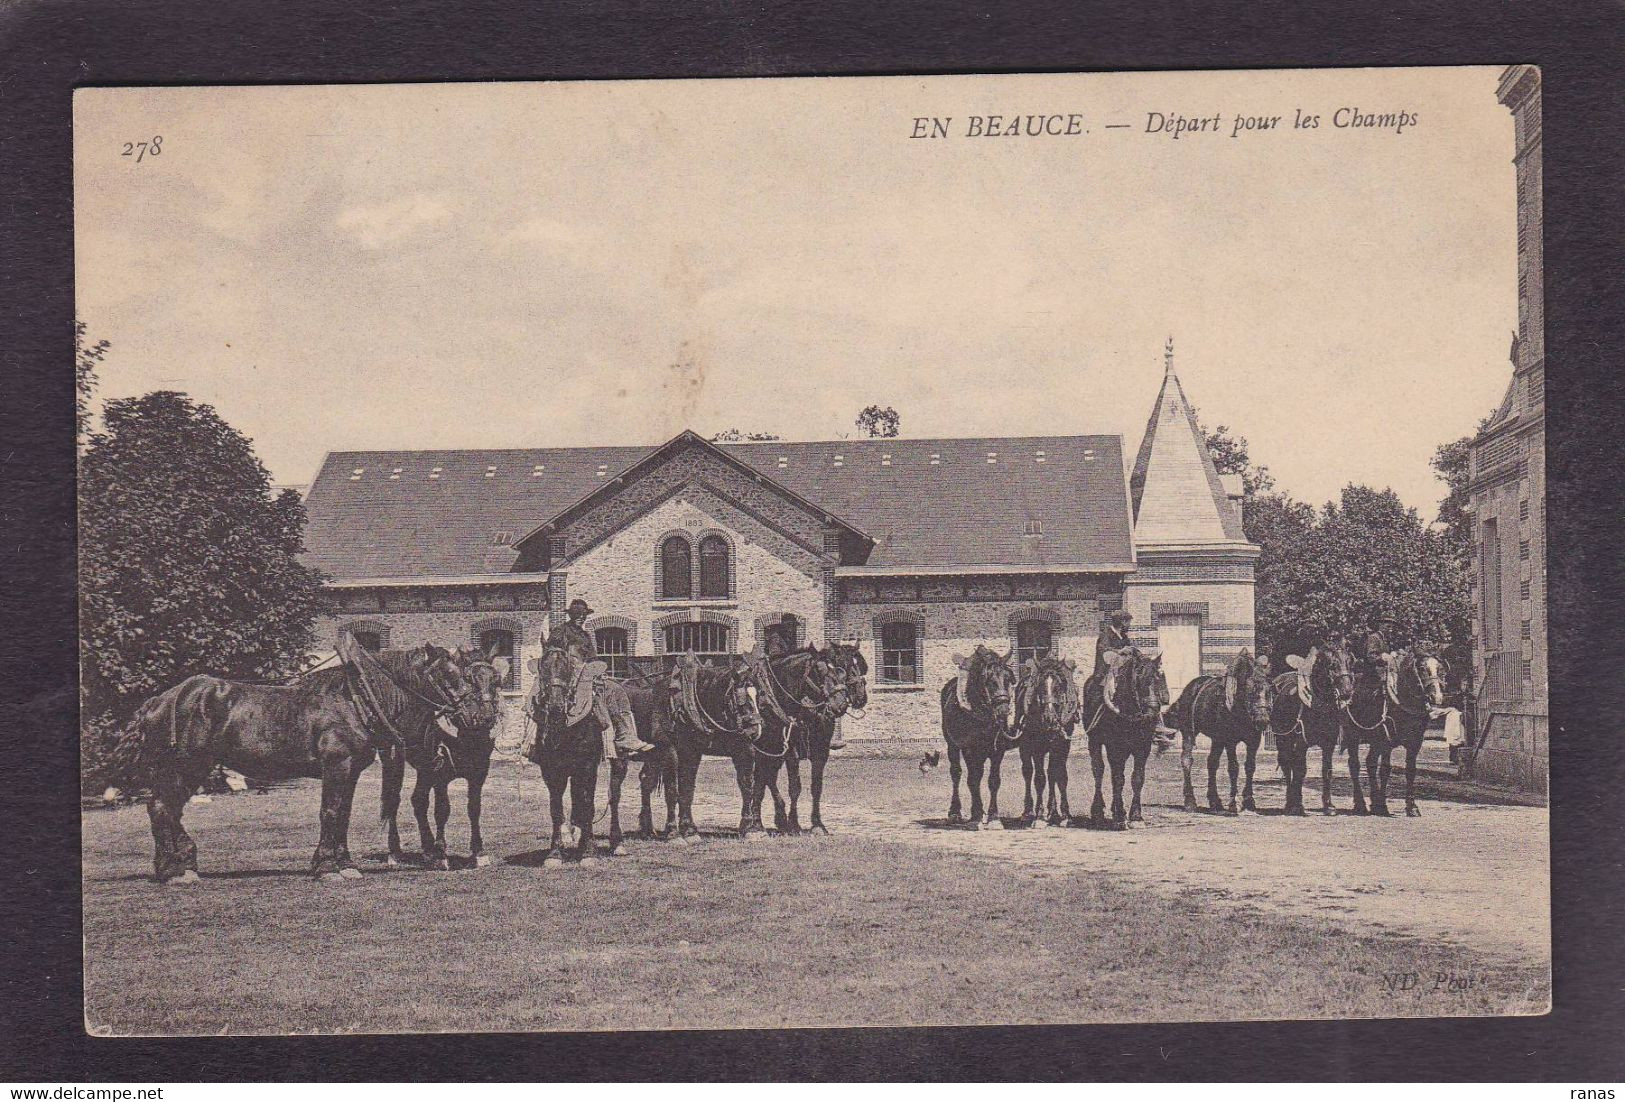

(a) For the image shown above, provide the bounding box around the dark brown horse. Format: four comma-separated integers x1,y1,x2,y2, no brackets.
105,641,488,882
1269,636,1357,814
1348,647,1449,817
1014,657,1082,828
619,653,764,841
1081,648,1169,829
1170,649,1274,815
378,649,507,869
752,644,865,835
939,645,1019,829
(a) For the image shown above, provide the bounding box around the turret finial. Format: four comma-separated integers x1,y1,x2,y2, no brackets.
1164,335,1175,375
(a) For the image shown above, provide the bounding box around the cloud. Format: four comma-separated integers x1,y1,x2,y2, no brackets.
335,193,455,250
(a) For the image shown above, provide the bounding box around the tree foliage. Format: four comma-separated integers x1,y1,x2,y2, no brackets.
79,391,327,783
76,322,110,447
855,404,901,438
1202,420,1275,498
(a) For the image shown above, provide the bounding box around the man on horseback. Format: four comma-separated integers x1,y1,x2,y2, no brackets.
549,598,655,760
1361,616,1406,673
1094,610,1134,681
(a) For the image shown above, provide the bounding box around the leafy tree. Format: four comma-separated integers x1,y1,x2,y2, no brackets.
1202,419,1275,498
855,405,900,438
710,428,782,442
79,391,327,789
76,322,110,447
1430,410,1495,569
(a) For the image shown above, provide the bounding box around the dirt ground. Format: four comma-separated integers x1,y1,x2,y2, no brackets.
81,746,1549,1034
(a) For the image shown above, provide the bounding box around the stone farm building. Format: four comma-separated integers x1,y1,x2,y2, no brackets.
301,350,1259,748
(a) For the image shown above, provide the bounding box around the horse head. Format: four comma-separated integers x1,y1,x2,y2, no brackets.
533,646,581,736
450,645,505,732
965,645,1018,727
826,641,870,713
1120,648,1168,720
1229,650,1274,728
406,644,484,727
1409,644,1449,709
721,656,764,739
1025,656,1079,735
1312,636,1356,708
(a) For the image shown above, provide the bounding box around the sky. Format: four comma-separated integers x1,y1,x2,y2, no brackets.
74,67,1518,519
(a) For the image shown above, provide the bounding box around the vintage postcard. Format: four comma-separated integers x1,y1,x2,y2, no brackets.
74,66,1548,1035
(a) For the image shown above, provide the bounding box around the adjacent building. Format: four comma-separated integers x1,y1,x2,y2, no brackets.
1465,64,1546,793
300,348,1258,748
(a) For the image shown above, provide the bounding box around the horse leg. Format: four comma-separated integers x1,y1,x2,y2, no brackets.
1405,744,1421,817
1241,738,1259,813
636,759,656,838
966,752,987,829
1181,723,1198,812
1052,747,1071,824
1320,742,1336,814
983,749,1006,829
1128,746,1148,824
147,773,197,884
312,754,354,878
947,742,966,825
571,758,599,864
1089,741,1106,827
1225,742,1240,815
543,764,568,867
607,758,627,855
378,753,406,868
1108,746,1128,828
1030,749,1050,828
662,751,680,839
1020,748,1036,824
762,759,789,833
808,742,831,834
1368,744,1390,816
675,746,702,842
1348,739,1369,815
467,769,491,866
1206,741,1224,813
781,752,803,835
433,782,452,866
411,773,440,866
734,755,762,840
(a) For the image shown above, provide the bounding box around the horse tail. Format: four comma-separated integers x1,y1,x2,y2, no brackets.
1166,676,1204,732
97,679,185,789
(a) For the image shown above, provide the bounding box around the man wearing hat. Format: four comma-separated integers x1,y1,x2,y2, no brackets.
764,613,800,659
550,598,654,759
1094,609,1135,681
1362,617,1405,671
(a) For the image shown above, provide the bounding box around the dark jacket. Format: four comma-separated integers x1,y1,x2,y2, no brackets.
552,621,595,663
1094,623,1130,679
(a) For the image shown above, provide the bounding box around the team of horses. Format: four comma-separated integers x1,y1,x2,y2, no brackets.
103,627,1447,883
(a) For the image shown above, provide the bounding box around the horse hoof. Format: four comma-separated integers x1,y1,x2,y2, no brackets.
1030,818,1048,830
339,866,364,879
966,820,981,832
610,843,627,857
318,871,347,883
1113,821,1128,832
578,855,598,868
740,832,762,844
810,824,829,836
1321,807,1336,816
1183,801,1198,813
473,854,494,868
383,856,401,869
167,870,201,885
983,819,1003,831
433,858,451,871
1406,806,1422,818
542,856,565,868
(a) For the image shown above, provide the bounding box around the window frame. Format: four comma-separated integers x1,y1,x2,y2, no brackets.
663,621,731,658
1015,619,1054,667
877,620,921,686
697,533,731,598
594,626,631,679
477,627,519,689
659,534,694,600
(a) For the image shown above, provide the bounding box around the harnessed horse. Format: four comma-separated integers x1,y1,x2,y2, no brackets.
1014,657,1082,828
1268,637,1356,815
378,648,507,869
939,645,1020,829
1345,647,1449,817
751,644,865,835
104,638,488,881
1170,649,1274,815
1082,648,1169,829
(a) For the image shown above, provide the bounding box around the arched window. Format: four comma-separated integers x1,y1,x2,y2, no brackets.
698,534,730,598
1016,620,1053,666
660,535,693,599
478,627,517,689
595,626,630,679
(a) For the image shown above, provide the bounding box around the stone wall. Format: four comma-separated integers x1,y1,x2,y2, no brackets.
837,581,1107,745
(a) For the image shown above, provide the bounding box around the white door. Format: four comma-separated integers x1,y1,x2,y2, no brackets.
1156,614,1203,701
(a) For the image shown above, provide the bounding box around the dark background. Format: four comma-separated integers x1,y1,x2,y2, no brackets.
3,0,1622,1082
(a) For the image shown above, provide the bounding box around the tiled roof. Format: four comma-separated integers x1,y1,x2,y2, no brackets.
301,433,1134,581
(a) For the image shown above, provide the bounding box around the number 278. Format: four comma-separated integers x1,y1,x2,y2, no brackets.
122,136,163,163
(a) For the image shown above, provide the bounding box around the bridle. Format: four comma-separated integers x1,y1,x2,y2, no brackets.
1023,663,1077,741
764,650,845,723
1387,650,1448,718
348,647,480,757
1340,657,1392,733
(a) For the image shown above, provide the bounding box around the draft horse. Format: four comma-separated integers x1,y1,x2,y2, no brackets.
620,653,765,841
1169,649,1274,815
1268,635,1357,815
939,645,1020,829
1081,648,1169,829
378,648,508,869
1014,656,1082,828
752,644,865,835
105,640,488,882
1347,646,1449,817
